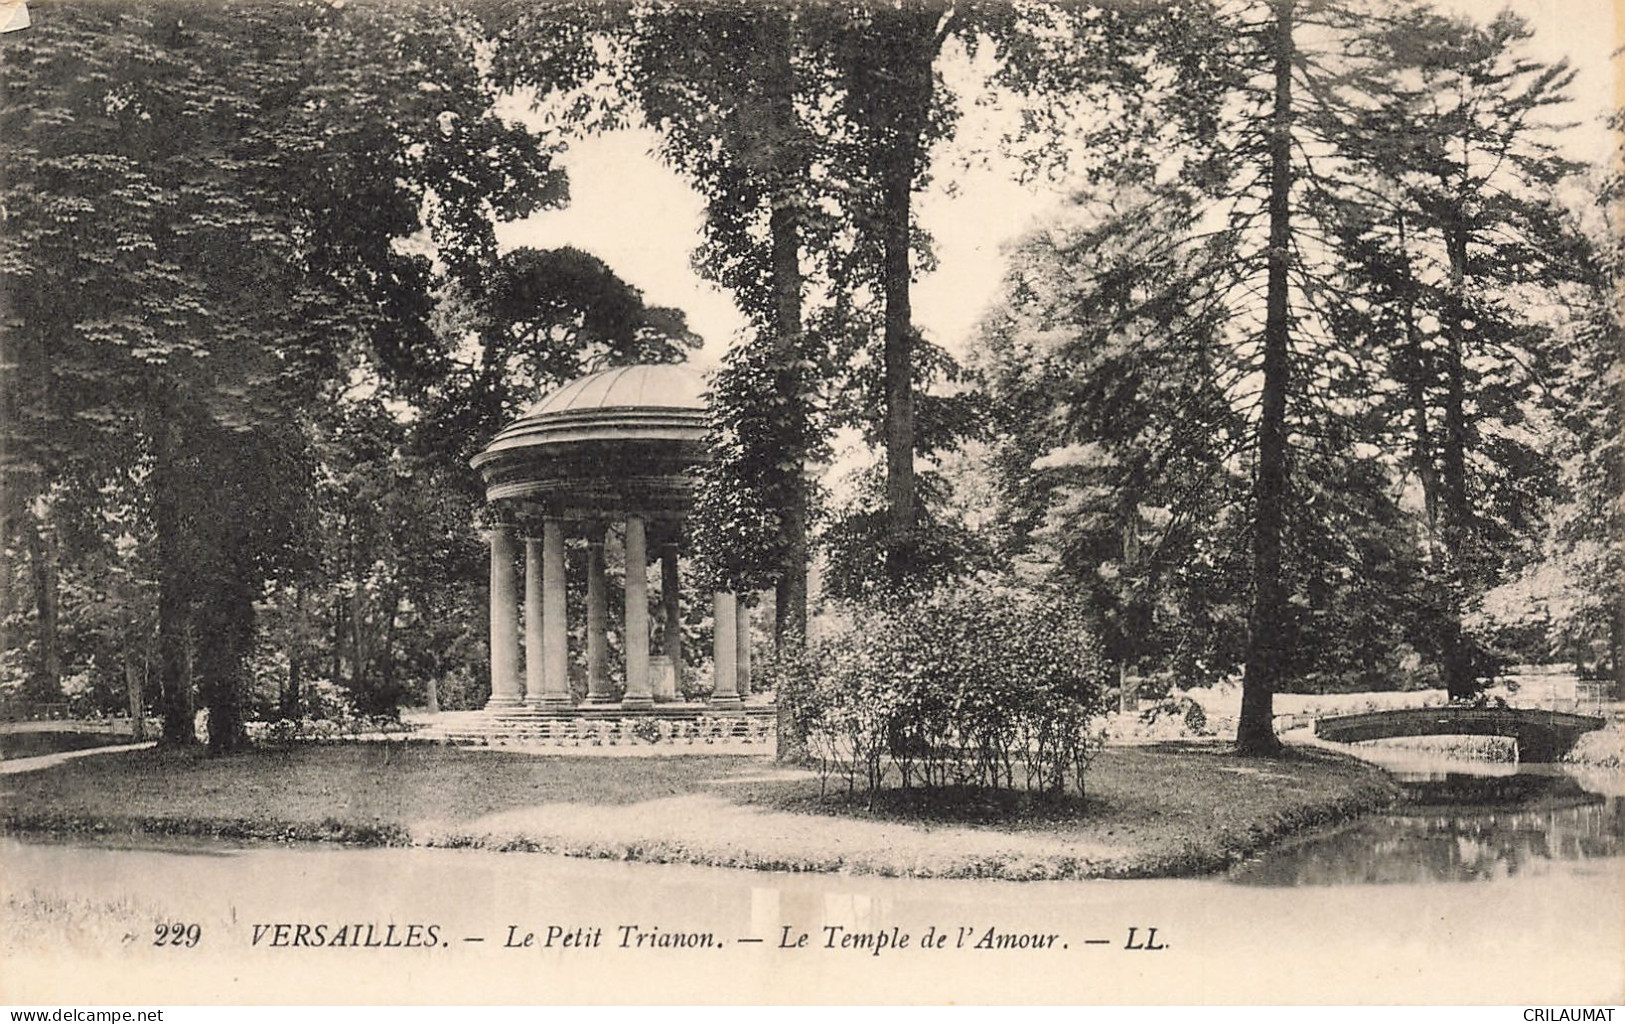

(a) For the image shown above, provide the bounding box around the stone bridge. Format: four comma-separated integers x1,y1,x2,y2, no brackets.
1312,706,1606,762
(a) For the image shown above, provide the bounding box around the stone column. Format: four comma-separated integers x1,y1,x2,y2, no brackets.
622,516,653,708
710,591,740,708
660,542,683,690
485,526,522,709
584,524,613,704
735,598,751,700
523,536,545,706
541,518,571,705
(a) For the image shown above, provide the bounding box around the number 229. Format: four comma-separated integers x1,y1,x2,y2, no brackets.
153,923,201,948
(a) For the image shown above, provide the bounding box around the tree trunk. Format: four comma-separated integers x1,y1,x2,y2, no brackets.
349,586,371,698
418,588,441,713
765,17,811,763
124,645,147,741
770,189,809,646
1397,212,1465,694
203,663,249,752
1610,583,1624,698
380,585,401,714
1236,0,1294,757
25,514,62,701
0,320,13,632
879,19,936,588
881,156,918,587
0,506,10,655
330,592,344,687
151,402,196,747
285,643,303,720
282,587,304,720
1439,215,1476,700
1397,214,1440,553
201,584,254,754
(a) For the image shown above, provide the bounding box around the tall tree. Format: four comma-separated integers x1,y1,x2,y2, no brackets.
1055,0,1337,754
839,2,952,585
1505,117,1624,688
1230,0,1297,753
982,0,1474,750
824,0,1239,593
633,5,849,645
1322,7,1592,698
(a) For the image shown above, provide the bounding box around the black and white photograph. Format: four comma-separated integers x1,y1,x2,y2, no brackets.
0,0,1620,1007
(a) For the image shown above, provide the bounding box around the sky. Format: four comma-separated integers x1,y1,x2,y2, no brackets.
492,0,1621,373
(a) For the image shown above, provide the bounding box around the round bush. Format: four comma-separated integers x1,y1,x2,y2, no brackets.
767,580,1111,800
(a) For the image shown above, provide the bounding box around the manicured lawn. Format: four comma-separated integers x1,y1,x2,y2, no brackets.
0,740,1397,879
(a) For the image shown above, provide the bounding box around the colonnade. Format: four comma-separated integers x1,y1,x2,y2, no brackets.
484,516,752,711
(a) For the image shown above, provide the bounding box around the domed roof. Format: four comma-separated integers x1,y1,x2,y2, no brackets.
471,363,711,519
522,363,705,418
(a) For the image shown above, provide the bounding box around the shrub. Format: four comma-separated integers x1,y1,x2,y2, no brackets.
767,580,1111,803
1138,696,1210,736
629,718,663,744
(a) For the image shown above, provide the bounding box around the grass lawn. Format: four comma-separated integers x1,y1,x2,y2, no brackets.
0,741,1397,880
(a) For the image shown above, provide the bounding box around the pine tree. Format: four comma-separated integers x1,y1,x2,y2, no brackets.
1322,5,1594,698
975,188,1252,689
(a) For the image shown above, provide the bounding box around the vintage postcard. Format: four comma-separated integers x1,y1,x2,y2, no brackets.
1,0,1621,1007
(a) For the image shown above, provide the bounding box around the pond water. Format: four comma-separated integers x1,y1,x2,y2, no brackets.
1232,758,1624,887
2,750,1621,1004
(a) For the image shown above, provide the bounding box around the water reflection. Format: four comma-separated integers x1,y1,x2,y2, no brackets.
1230,768,1625,887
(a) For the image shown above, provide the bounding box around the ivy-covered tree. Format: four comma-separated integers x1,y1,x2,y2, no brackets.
643,6,833,649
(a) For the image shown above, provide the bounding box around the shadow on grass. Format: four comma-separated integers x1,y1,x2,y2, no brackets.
722,756,1137,827
728,742,1393,835
0,731,137,760
762,784,1114,827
